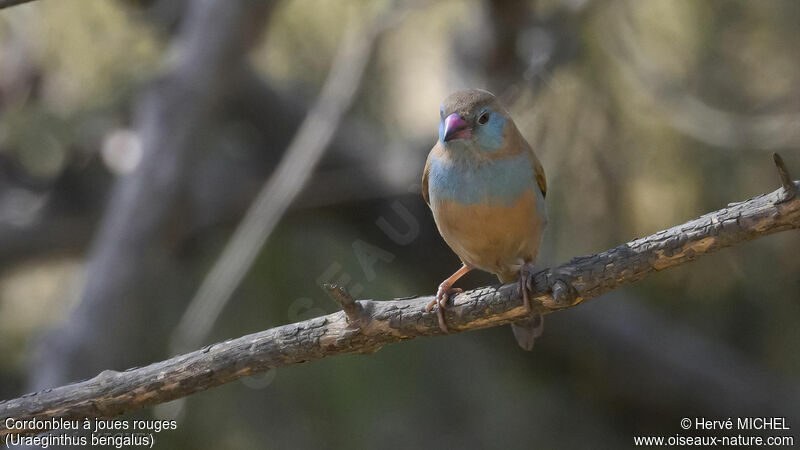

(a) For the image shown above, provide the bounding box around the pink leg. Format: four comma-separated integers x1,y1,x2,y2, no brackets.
426,264,472,333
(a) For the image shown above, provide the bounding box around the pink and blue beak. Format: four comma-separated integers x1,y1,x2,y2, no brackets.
441,113,471,142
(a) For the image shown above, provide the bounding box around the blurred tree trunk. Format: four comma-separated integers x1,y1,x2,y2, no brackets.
27,0,274,391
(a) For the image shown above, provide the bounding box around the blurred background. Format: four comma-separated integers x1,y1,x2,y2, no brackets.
0,0,798,448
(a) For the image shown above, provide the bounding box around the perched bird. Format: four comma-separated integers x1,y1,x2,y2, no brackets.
422,88,548,350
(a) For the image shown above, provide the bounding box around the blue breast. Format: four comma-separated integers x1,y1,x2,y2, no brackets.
428,152,535,207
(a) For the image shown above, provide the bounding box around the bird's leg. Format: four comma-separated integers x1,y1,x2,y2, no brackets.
519,262,537,312
426,264,472,333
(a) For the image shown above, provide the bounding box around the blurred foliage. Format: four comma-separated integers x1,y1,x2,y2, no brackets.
0,0,160,110
0,0,798,448
0,0,161,180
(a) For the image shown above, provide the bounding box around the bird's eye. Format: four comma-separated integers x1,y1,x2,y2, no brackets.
440,110,445,119
478,112,490,125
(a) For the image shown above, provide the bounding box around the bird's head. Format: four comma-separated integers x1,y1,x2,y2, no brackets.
438,89,509,154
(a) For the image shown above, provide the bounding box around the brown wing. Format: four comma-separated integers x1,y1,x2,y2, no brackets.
523,139,547,197
422,158,430,207
422,145,437,207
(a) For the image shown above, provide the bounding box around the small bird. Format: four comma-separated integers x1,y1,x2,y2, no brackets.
422,88,548,350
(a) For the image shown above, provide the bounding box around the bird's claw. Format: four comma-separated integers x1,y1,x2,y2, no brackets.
519,262,537,313
426,284,463,333
551,278,578,306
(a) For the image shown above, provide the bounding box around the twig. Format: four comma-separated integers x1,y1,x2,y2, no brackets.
773,152,796,202
2,155,798,434
169,5,406,354
324,284,361,327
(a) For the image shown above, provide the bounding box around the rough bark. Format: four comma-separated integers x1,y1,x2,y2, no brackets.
1,166,797,436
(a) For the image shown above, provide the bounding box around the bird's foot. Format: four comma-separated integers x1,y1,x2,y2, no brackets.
425,282,463,333
551,278,579,306
513,263,543,351
518,262,537,312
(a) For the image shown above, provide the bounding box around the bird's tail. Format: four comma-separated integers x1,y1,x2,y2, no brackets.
497,270,544,351
511,314,544,351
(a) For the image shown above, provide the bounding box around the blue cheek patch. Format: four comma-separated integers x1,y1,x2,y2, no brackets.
475,114,505,152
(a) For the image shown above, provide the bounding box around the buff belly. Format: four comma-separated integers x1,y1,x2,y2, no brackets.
431,188,546,281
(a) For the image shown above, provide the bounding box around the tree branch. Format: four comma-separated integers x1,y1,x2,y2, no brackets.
1,156,798,436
